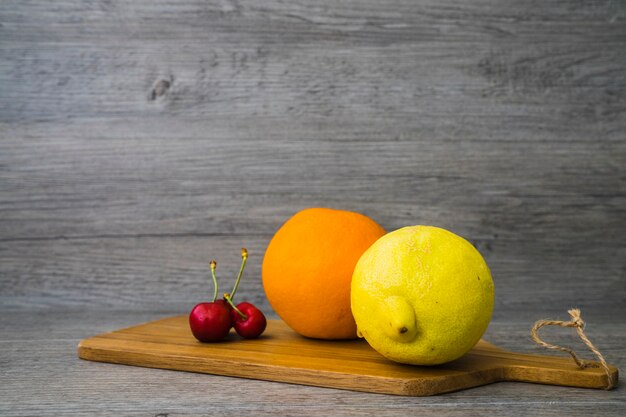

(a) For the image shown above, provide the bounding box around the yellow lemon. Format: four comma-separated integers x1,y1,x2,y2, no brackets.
351,225,494,365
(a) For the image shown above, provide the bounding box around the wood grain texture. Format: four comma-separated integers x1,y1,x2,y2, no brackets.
77,317,618,396
1,0,625,414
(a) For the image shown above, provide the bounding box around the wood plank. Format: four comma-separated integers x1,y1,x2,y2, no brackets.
2,234,624,318
2,127,624,239
2,1,624,126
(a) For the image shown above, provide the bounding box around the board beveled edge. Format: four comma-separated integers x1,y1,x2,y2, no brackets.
76,338,497,397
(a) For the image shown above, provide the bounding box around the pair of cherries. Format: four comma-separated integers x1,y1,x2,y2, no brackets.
189,248,267,342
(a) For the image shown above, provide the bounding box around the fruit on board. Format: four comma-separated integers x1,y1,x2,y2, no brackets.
221,249,267,339
351,225,494,365
262,207,386,339
189,260,233,342
229,301,268,339
189,299,232,342
190,249,267,342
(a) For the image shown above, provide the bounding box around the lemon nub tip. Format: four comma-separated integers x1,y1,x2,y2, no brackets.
378,295,418,342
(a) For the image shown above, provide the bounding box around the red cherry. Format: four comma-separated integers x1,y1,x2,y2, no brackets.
230,302,267,339
189,301,232,342
189,260,232,342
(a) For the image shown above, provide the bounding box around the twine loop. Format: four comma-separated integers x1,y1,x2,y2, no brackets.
531,308,615,389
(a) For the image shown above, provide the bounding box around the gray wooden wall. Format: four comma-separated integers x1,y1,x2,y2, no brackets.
1,1,625,319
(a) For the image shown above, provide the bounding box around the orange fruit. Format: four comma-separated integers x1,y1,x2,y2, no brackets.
262,207,386,339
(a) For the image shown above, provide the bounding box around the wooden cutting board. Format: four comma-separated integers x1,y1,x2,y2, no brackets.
77,316,618,396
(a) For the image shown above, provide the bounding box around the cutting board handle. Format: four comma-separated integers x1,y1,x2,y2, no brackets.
514,308,618,390
489,345,619,390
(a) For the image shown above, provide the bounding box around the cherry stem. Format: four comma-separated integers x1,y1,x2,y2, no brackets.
229,248,248,301
223,293,247,320
210,260,218,303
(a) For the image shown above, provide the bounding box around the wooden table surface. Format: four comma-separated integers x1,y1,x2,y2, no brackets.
1,1,624,415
